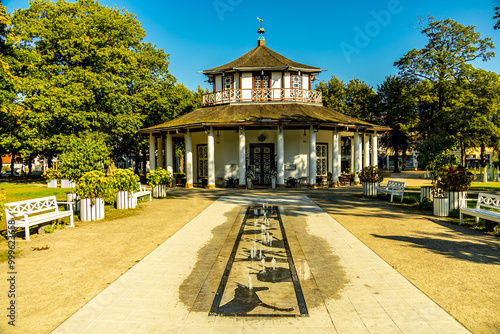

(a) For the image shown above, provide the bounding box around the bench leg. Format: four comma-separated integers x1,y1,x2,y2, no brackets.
459,212,464,225
69,214,74,227
25,222,31,242
400,194,404,203
390,193,394,202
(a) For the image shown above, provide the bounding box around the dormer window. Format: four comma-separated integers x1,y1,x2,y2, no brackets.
223,76,233,90
291,74,301,89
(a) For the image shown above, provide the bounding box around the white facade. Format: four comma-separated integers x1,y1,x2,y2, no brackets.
153,128,379,188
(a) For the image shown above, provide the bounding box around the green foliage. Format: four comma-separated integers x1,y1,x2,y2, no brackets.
437,166,474,192
359,166,384,183
6,0,199,163
109,168,139,192
395,17,495,167
74,170,108,202
42,168,59,181
146,167,172,187
316,76,378,122
377,76,417,172
59,132,111,182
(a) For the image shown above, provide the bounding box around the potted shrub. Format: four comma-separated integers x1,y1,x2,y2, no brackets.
109,168,140,209
270,169,277,189
431,185,449,217
75,171,108,221
246,170,255,189
173,172,186,187
42,168,59,188
437,166,474,210
147,168,172,198
359,165,383,196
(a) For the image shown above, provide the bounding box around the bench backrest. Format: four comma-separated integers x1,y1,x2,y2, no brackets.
476,193,500,210
4,196,59,219
387,180,406,190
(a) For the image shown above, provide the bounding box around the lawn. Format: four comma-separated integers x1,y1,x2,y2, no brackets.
406,181,500,192
0,182,70,203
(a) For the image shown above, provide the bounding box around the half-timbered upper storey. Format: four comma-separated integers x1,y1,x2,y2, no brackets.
201,40,323,106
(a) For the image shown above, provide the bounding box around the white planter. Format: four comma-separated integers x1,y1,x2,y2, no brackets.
47,179,57,188
271,177,276,189
152,184,167,198
247,178,253,189
116,191,130,209
433,197,449,217
128,195,137,209
66,192,80,212
445,191,466,211
80,198,105,221
60,179,76,188
362,182,377,196
420,186,433,201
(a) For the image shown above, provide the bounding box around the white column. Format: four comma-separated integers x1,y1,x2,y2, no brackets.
185,131,193,188
239,127,246,187
207,127,215,189
371,132,378,167
332,130,339,183
157,136,164,169
354,131,361,184
358,132,363,172
277,126,285,187
350,138,354,172
364,133,370,167
309,125,316,186
149,133,156,172
166,134,173,174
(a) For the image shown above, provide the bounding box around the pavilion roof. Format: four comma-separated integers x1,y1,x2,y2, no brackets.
202,44,321,74
140,103,389,133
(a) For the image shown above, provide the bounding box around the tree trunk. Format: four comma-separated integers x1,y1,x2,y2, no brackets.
460,140,466,166
10,153,15,176
394,147,400,173
142,148,147,174
480,144,486,168
401,143,407,171
28,155,33,174
48,156,53,170
134,151,140,174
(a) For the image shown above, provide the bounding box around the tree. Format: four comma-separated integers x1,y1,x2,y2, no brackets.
59,132,112,182
395,17,495,167
377,76,417,172
9,0,178,165
316,76,347,113
450,69,500,166
494,7,500,30
344,78,378,121
316,76,377,122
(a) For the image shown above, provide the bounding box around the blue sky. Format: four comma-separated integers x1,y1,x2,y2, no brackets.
4,0,500,91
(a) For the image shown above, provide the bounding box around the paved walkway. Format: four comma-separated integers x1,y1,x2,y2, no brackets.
53,195,469,334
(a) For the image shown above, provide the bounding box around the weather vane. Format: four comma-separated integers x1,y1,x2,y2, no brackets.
257,17,265,40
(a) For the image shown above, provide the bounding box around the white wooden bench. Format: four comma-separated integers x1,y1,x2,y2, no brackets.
131,183,151,205
460,192,500,226
377,180,406,203
4,196,74,242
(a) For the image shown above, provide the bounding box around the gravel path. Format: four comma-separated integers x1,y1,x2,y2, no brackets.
0,172,498,333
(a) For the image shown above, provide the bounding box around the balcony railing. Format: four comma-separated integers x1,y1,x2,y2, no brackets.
202,88,322,106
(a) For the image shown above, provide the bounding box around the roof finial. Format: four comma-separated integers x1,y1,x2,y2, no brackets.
257,17,265,46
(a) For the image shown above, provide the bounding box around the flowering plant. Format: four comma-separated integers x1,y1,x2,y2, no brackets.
358,166,383,183
437,165,474,192
42,168,59,181
146,168,173,187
